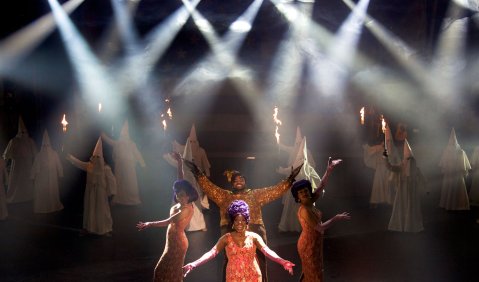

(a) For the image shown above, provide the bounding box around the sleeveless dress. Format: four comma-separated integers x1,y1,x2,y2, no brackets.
154,204,193,282
225,233,262,282
297,205,323,282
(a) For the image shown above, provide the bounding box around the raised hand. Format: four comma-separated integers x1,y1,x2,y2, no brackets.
327,157,342,169
335,212,351,221
170,151,182,162
287,163,304,183
183,159,202,178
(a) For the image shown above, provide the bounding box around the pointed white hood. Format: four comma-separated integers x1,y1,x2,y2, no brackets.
17,116,28,137
41,130,51,148
93,137,103,158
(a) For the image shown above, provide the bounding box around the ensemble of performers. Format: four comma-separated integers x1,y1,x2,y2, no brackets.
2,116,479,282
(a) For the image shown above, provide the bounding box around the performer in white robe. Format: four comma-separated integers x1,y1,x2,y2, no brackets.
439,128,470,210
363,142,394,206
2,117,37,203
383,124,402,204
31,130,64,213
0,158,8,220
67,138,117,235
469,146,479,206
385,139,424,232
277,135,320,232
164,126,208,232
171,125,211,210
101,121,146,205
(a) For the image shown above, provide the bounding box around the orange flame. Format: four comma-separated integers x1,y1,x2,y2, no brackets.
61,114,68,132
381,115,386,133
273,106,282,144
360,107,365,125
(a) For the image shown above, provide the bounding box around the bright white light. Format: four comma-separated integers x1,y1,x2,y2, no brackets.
230,20,252,33
453,0,479,11
0,0,84,74
48,0,121,116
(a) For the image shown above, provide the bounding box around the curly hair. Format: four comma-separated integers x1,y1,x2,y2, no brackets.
291,179,313,203
172,180,199,203
227,200,250,226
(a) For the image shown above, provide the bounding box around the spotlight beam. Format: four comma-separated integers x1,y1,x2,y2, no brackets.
48,0,123,116
0,0,85,75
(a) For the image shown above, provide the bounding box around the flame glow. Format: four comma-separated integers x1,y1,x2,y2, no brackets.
360,107,365,125
98,103,102,112
162,119,167,131
381,115,386,133
61,114,68,132
167,107,172,119
273,106,282,144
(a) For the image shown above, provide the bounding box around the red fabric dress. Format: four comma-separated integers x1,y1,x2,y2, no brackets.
154,204,193,282
297,205,323,282
225,233,262,282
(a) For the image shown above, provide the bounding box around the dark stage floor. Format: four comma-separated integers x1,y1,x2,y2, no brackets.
1,159,479,282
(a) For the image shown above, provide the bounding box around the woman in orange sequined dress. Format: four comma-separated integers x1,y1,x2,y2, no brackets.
137,153,198,282
291,159,350,282
183,200,294,281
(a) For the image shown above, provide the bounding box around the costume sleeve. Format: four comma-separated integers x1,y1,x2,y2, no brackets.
196,174,228,205
104,165,117,196
254,179,292,206
132,143,146,167
67,155,89,171
100,133,117,146
54,152,64,178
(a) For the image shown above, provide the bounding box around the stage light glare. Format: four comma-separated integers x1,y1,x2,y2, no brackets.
453,0,479,11
230,20,252,33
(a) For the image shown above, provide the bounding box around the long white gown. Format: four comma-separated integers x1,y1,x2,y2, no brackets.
387,159,424,232
363,143,394,205
68,156,116,235
30,132,64,213
102,133,145,205
439,149,470,210
3,133,37,203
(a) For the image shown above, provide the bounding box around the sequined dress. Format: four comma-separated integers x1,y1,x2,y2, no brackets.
297,205,323,282
154,204,193,282
225,233,261,282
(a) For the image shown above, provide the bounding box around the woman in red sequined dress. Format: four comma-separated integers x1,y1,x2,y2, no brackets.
137,152,198,282
291,175,350,282
183,200,294,281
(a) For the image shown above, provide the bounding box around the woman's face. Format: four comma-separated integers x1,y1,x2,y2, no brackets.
297,187,311,203
176,190,189,205
233,214,247,232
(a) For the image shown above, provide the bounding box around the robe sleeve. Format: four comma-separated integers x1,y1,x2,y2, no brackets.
104,165,117,196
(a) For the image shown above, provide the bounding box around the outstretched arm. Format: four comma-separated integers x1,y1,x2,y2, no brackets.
315,212,351,232
100,132,116,146
313,157,342,201
183,236,227,277
136,210,182,230
253,233,294,275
